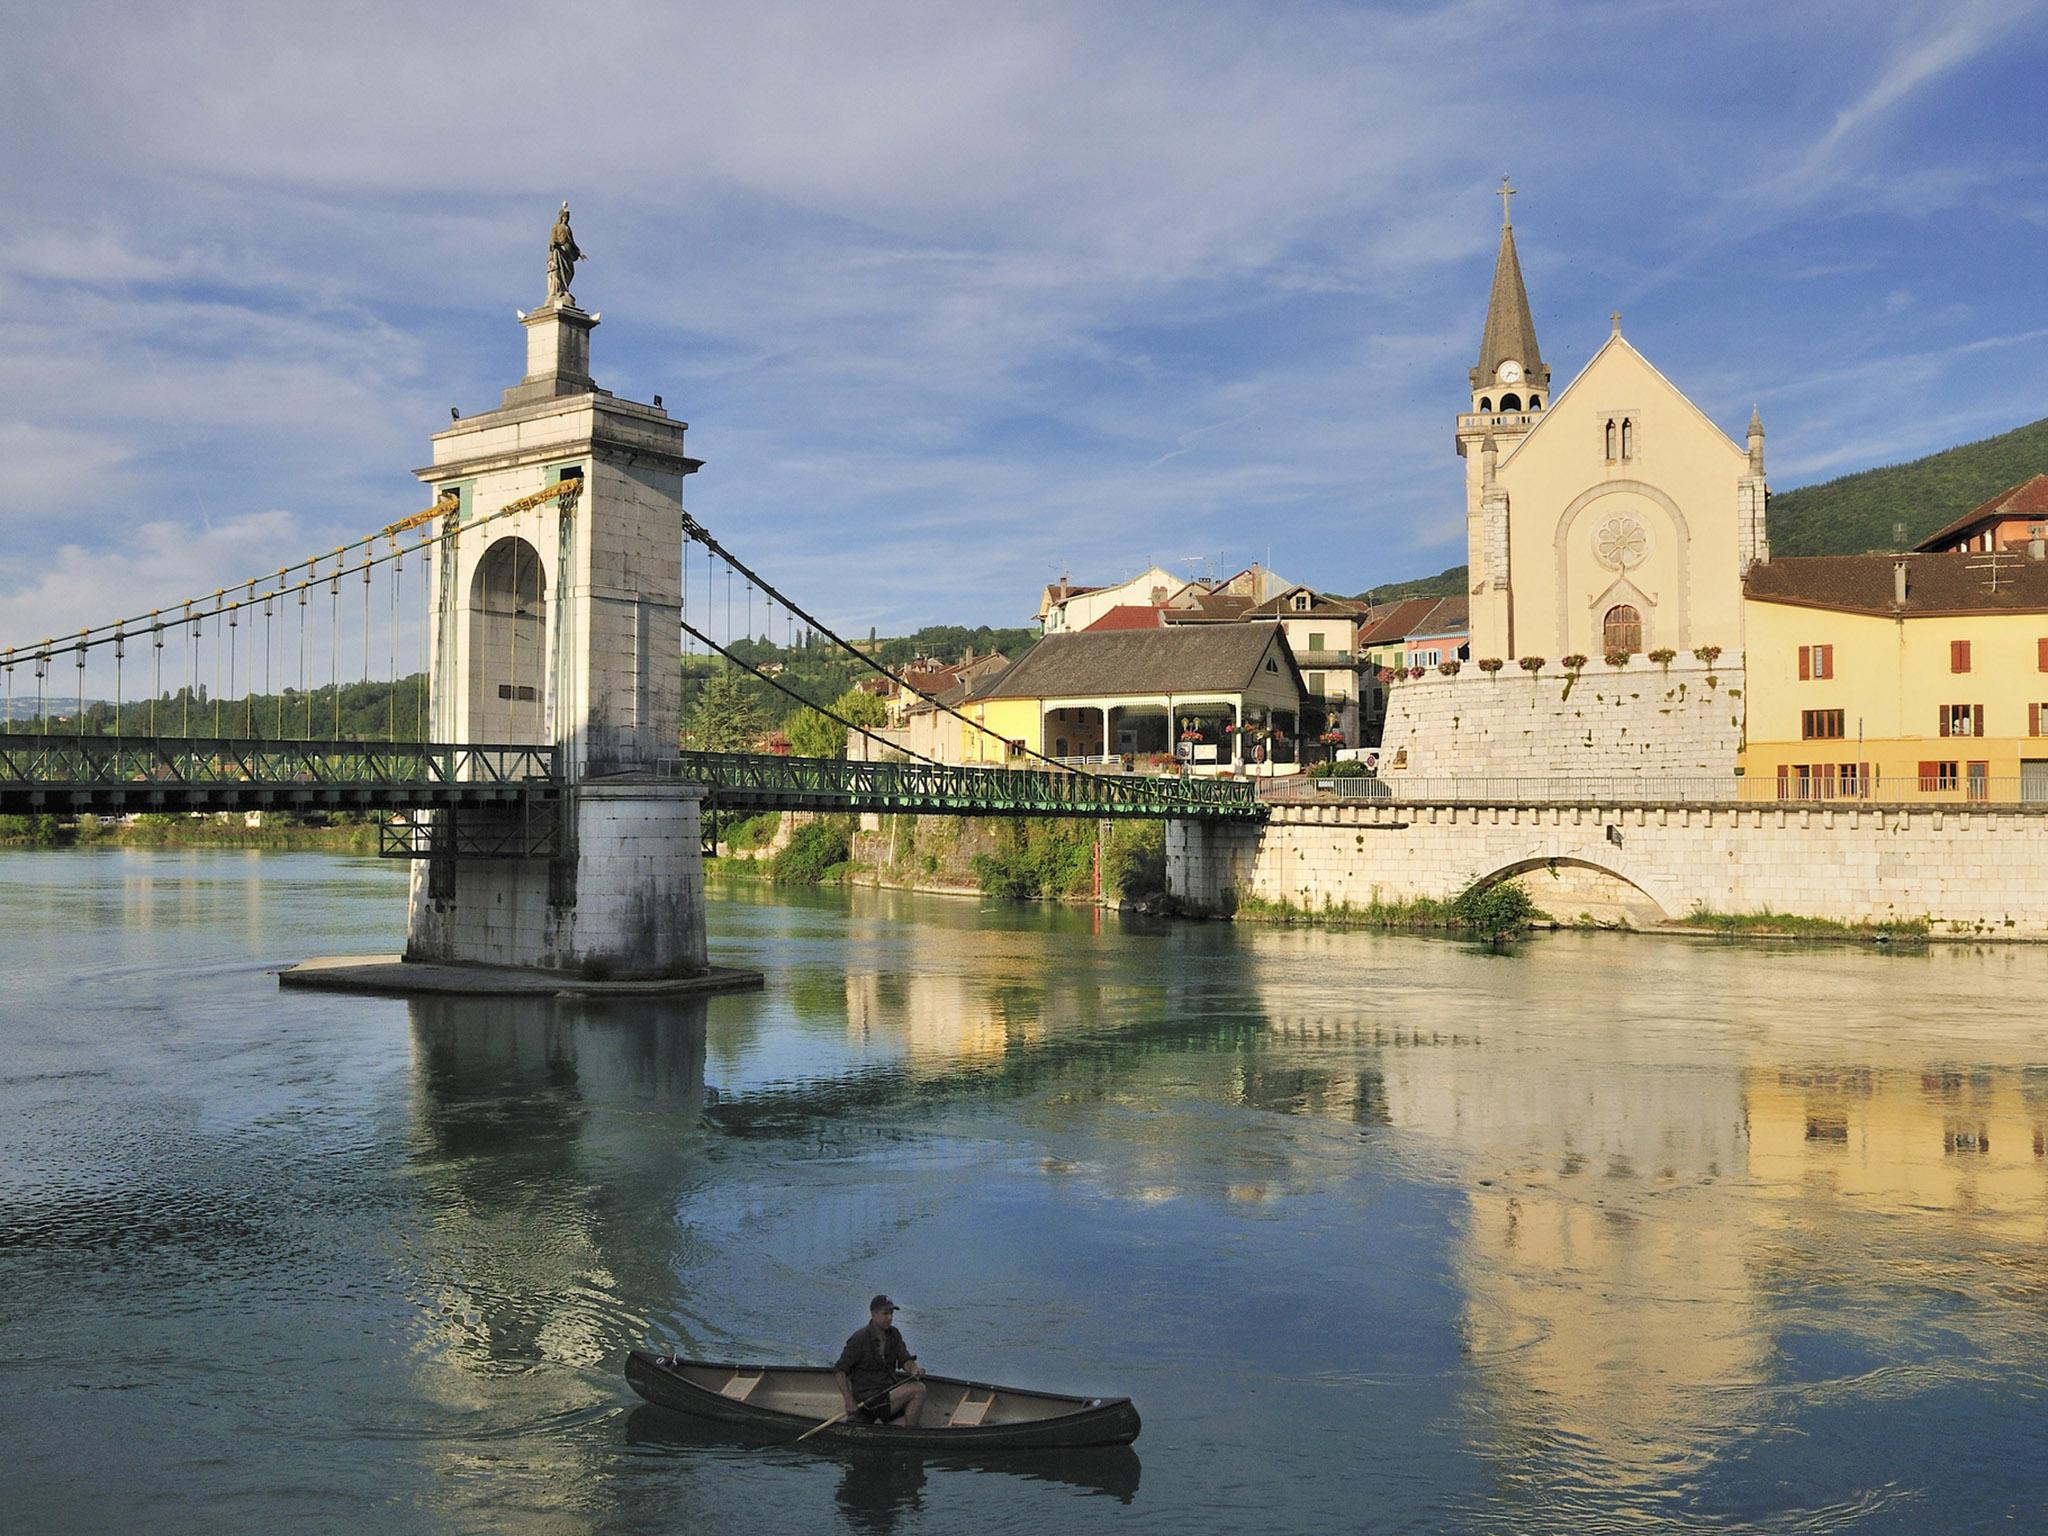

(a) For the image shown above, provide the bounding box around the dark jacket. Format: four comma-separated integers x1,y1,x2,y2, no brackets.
834,1323,912,1398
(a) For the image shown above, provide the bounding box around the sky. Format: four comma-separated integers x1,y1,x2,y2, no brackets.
4,0,2047,650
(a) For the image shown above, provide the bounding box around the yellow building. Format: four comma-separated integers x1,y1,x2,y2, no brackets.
1455,184,1768,663
961,624,1309,772
1742,550,2048,802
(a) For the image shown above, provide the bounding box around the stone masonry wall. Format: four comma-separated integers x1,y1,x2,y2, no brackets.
1169,799,2048,937
1377,659,1744,781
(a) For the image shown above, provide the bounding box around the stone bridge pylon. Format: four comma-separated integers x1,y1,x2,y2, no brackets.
400,284,712,983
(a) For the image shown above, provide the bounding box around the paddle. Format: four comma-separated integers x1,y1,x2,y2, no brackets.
793,1372,917,1444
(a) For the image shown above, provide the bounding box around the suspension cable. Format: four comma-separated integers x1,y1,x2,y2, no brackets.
682,514,1081,778
679,617,947,769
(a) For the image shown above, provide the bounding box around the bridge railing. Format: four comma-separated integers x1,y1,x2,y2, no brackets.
0,734,559,789
1295,773,2048,807
660,750,1265,818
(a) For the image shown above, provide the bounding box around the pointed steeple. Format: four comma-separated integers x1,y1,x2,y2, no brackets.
1469,179,1547,396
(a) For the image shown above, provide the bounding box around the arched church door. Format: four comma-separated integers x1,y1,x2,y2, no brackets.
1602,604,1642,654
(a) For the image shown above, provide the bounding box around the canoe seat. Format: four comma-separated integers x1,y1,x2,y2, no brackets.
721,1370,765,1402
948,1388,996,1427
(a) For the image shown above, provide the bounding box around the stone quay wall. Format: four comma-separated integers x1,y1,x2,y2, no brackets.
1377,659,1745,781
1168,798,2048,936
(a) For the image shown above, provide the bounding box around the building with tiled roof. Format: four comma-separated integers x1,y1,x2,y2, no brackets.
1742,549,2048,802
1911,475,2048,556
1082,604,1167,632
961,623,1310,771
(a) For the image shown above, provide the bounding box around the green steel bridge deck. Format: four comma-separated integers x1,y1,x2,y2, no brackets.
0,736,1263,831
660,750,1265,821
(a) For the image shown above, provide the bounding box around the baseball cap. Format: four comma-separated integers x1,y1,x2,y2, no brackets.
869,1294,899,1313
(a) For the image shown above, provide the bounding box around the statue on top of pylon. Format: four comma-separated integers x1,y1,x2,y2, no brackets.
547,202,586,306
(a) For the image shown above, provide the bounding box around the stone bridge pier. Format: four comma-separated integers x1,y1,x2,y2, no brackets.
400,293,714,984
1170,799,2048,935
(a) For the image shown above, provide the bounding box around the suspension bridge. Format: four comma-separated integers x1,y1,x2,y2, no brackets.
0,251,1257,985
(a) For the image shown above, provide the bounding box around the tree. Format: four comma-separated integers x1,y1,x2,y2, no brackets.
687,668,770,752
785,705,845,758
784,686,889,758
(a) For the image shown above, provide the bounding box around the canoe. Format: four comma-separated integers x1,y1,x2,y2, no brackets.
624,1350,1141,1450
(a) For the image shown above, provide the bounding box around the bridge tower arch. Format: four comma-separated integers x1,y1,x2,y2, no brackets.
404,248,712,983
466,536,549,745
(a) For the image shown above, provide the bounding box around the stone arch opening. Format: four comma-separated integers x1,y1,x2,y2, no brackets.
1470,856,1668,929
469,536,548,744
1478,396,1493,412
1499,392,1522,411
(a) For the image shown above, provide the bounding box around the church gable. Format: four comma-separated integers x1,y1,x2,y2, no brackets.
1495,334,1754,658
1499,335,1745,481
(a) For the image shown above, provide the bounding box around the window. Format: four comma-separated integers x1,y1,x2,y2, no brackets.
1478,396,1493,412
2032,703,2047,737
1940,703,1984,737
1621,418,1634,459
1293,593,1311,612
1798,644,1834,680
1602,604,1642,653
1951,639,1972,673
1307,674,1325,695
1308,632,1326,651
1265,658,1279,673
1801,709,1844,739
1529,395,1541,409
1604,419,1616,459
1919,760,1959,791
1839,762,1870,798
496,684,538,701
1968,761,1990,801
1500,392,1521,411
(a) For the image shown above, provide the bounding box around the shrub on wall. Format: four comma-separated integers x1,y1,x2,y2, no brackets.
1437,659,1461,676
1693,644,1722,663
1477,657,1504,673
1407,665,1425,679
770,816,854,886
1518,656,1546,672
1561,654,1588,670
1604,649,1632,667
1647,647,1677,664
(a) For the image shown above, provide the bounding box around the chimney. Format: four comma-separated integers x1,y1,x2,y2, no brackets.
2031,525,2046,562
1893,558,1909,607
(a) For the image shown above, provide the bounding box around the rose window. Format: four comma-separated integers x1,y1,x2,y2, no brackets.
1594,515,1648,570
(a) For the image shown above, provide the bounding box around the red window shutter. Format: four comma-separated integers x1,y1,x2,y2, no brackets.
1940,708,1950,737
1798,646,1810,680
1974,705,1984,736
1776,764,1789,799
1818,645,1833,679
1952,640,1970,673
2038,637,2048,672
1919,760,1938,790
2034,703,2043,737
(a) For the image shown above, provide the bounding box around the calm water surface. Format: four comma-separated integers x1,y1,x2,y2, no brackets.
3,850,2046,1533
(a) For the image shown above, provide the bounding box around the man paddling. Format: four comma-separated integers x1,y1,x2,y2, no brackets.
834,1295,926,1427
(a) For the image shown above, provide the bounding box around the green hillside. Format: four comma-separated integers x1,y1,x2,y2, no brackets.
1356,564,1469,604
1766,415,2048,555
1355,414,2048,596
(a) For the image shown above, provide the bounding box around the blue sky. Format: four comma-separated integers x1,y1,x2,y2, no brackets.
3,0,2046,647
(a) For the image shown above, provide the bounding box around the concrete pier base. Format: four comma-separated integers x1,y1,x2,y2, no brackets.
278,954,761,996
404,780,715,981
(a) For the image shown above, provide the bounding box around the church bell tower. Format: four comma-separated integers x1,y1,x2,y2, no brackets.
1456,179,1548,657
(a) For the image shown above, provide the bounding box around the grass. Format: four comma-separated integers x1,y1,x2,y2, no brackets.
1681,903,1929,941
0,812,381,852
1233,891,1458,929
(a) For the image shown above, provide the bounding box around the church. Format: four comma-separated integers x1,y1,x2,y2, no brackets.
1379,187,1765,780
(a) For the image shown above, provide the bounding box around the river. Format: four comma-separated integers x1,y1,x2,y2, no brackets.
2,849,2045,1533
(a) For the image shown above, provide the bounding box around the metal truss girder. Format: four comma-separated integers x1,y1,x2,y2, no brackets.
663,750,1266,821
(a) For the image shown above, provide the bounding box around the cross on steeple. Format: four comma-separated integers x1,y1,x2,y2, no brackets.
1498,175,1515,228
